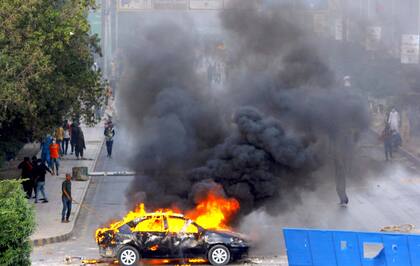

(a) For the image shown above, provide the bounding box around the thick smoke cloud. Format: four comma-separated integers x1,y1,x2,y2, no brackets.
190,107,318,215
119,4,369,217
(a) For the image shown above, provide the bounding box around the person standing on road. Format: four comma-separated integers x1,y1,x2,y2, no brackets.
49,138,61,175
34,159,52,203
62,173,72,223
55,126,64,155
75,126,86,159
104,122,115,158
381,123,393,161
18,157,33,199
388,108,400,132
63,120,71,155
70,121,79,155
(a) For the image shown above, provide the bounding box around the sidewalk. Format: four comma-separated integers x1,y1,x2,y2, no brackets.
30,124,104,246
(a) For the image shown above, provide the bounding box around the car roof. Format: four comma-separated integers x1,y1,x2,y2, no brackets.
141,212,185,218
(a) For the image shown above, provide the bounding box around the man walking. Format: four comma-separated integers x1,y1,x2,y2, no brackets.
41,135,52,168
31,156,38,198
49,138,61,175
18,157,33,198
62,173,72,223
75,126,86,159
34,159,52,203
70,121,79,155
104,121,115,158
382,123,393,161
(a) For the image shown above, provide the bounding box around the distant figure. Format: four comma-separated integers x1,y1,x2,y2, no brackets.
18,157,33,199
70,121,78,155
381,123,393,161
388,108,400,132
34,159,52,203
63,120,71,155
41,135,53,168
332,131,356,207
31,156,38,198
55,126,64,155
49,138,61,175
104,122,115,158
75,126,86,159
62,173,72,223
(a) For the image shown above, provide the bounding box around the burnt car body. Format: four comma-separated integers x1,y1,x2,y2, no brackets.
96,213,249,266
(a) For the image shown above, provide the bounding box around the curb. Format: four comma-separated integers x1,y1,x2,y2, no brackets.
31,136,105,247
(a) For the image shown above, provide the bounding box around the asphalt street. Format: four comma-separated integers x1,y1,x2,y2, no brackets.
31,130,420,266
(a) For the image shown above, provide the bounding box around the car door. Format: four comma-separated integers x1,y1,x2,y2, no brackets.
166,216,206,258
132,215,171,258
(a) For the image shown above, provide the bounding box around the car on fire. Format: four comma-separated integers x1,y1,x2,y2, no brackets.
96,212,249,266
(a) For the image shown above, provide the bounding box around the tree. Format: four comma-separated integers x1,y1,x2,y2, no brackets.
0,0,105,162
0,180,35,266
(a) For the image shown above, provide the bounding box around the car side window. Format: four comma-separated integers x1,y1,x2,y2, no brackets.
133,216,164,232
167,217,198,233
184,220,199,233
167,217,186,233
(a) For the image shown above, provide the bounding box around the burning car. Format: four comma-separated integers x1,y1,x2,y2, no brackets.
96,211,249,266
96,192,248,266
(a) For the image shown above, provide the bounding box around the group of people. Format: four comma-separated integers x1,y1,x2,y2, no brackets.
381,108,403,161
40,120,86,175
17,119,85,223
19,152,73,223
19,119,116,223
18,156,52,203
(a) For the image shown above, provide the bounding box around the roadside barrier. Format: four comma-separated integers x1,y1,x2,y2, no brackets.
283,228,420,266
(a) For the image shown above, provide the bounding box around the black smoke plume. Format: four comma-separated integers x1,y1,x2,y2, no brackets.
119,4,369,218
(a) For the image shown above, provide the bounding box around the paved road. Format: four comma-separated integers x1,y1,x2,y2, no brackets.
32,131,420,266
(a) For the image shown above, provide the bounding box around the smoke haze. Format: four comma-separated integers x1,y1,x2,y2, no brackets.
118,3,369,219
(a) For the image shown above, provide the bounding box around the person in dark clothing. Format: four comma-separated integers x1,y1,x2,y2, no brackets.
70,121,79,155
104,122,115,158
34,159,52,203
75,126,86,159
18,157,33,198
63,120,71,155
31,156,38,199
382,123,393,161
62,173,72,223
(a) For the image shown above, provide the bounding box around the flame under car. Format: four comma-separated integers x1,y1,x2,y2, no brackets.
96,212,249,266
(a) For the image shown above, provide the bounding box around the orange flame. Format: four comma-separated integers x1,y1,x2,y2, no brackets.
95,190,240,243
186,191,240,230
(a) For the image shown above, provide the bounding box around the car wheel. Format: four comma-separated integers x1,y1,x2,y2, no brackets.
117,246,140,266
208,245,231,265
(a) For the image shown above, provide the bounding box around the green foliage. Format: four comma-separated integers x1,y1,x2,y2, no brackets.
0,0,105,159
0,180,35,266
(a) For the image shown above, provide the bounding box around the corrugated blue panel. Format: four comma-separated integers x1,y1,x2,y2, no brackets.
408,235,420,265
284,228,420,266
308,230,337,266
283,229,312,266
383,235,410,266
357,233,386,266
333,231,362,266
